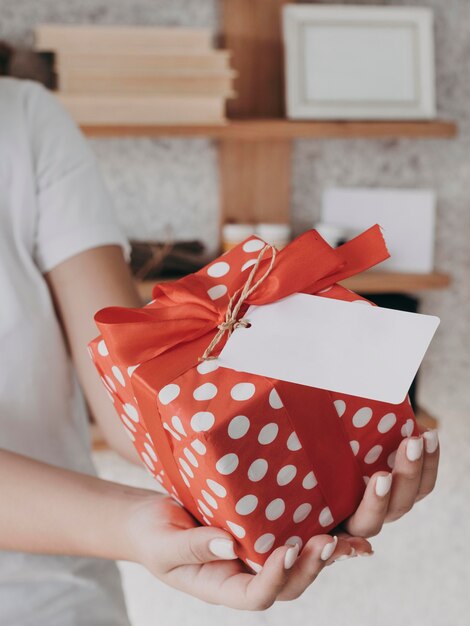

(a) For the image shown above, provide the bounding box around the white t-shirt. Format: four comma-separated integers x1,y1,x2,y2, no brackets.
0,78,131,626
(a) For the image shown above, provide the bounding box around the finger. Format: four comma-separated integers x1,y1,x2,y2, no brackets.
277,535,353,601
385,435,424,523
343,471,393,537
189,544,295,610
416,430,439,501
162,525,239,570
336,532,374,557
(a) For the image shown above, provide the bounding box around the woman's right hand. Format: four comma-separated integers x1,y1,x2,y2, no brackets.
123,493,373,610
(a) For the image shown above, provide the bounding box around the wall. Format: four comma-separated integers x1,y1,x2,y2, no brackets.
1,0,468,415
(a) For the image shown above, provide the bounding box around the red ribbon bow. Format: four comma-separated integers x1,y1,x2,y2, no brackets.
95,225,389,369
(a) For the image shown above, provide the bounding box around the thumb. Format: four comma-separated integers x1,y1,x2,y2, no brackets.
165,525,238,568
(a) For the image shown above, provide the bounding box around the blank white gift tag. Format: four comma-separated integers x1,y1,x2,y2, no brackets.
218,293,440,405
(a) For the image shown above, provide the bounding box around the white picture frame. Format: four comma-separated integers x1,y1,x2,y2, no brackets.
283,5,436,120
321,187,436,274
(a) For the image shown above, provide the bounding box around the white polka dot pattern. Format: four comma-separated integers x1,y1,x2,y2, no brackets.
302,471,317,490
231,382,256,401
350,440,360,455
227,521,246,538
378,412,397,433
401,418,414,437
277,465,297,486
243,239,265,253
158,384,180,405
112,366,125,386
228,415,250,439
287,431,302,451
352,407,373,428
265,498,285,520
248,459,268,482
254,533,275,554
193,382,218,401
216,453,239,475
191,412,215,432
89,247,420,570
334,399,346,417
364,445,383,465
293,503,312,523
235,494,258,515
258,423,279,445
318,506,334,527
197,360,219,375
123,403,139,422
97,340,108,356
207,261,230,278
269,388,283,409
207,284,228,300
207,479,227,497
241,259,257,272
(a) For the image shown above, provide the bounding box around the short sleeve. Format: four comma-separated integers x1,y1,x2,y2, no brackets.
23,81,130,273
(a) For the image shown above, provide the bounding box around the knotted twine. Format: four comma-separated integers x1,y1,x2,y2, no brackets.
200,243,277,361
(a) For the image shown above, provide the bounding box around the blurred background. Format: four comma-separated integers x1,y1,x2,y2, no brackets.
1,0,469,624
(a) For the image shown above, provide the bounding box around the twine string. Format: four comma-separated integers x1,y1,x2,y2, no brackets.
200,244,277,361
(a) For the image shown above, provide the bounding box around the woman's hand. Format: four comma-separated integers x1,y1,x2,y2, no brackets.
123,427,438,609
124,494,372,610
344,428,439,537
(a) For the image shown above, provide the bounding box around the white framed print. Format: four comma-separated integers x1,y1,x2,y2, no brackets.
283,5,436,120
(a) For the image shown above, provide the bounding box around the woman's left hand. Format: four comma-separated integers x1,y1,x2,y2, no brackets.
344,427,439,538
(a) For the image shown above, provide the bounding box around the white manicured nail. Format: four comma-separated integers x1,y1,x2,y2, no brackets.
375,473,392,497
284,544,299,569
423,430,439,454
406,437,423,461
358,550,374,557
320,536,338,561
209,538,237,560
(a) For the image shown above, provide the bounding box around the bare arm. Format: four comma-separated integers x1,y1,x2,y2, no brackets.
0,449,144,558
45,245,142,463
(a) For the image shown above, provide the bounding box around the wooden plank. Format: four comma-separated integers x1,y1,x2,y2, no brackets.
221,0,290,117
136,271,451,302
81,119,458,139
59,93,226,125
36,24,213,52
219,139,291,223
340,271,451,294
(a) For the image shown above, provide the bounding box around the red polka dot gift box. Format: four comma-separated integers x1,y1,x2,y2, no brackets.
89,225,418,571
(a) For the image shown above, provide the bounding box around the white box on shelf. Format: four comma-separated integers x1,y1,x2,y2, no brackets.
322,188,436,273
283,5,436,120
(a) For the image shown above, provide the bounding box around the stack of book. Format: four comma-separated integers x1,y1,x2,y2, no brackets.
34,24,235,125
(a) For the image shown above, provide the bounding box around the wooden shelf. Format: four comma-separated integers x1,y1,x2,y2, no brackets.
81,118,457,140
136,271,450,301
339,271,451,294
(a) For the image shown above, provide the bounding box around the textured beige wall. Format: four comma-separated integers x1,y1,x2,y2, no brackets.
1,0,468,414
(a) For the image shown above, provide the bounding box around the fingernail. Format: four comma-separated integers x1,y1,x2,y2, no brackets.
375,473,392,497
320,536,338,561
284,544,299,570
209,538,237,560
423,430,439,454
358,550,374,557
335,547,357,562
406,437,423,462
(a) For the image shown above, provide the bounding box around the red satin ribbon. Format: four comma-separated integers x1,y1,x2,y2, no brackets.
94,225,389,519
96,225,389,368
